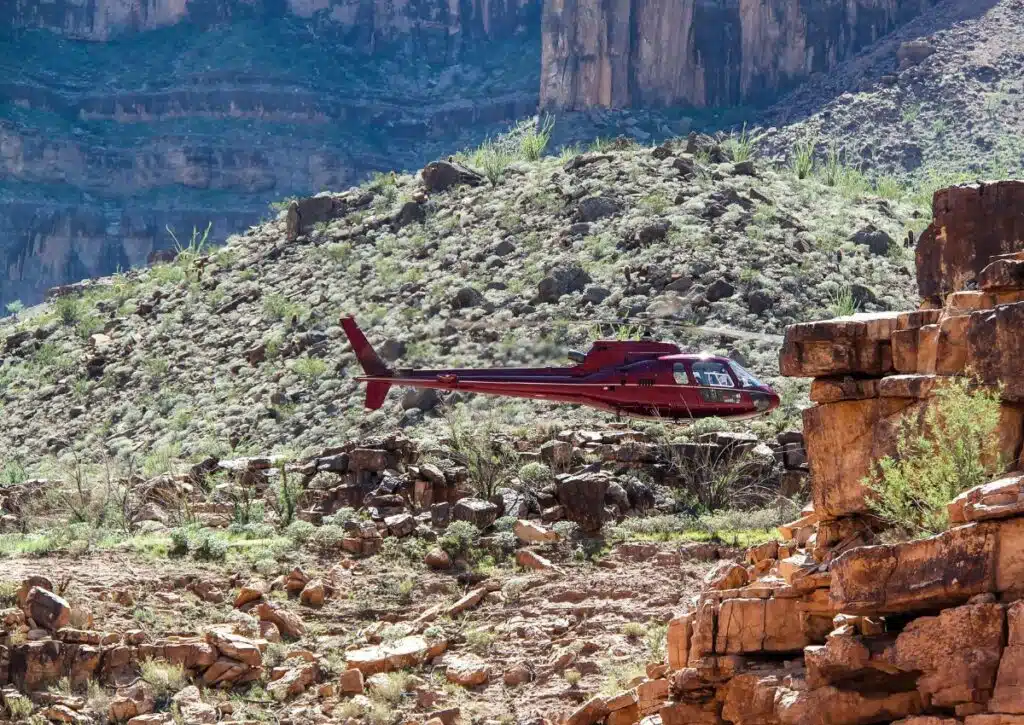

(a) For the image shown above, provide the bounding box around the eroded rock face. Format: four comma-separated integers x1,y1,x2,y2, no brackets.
830,523,996,615
540,0,939,110
917,181,1024,305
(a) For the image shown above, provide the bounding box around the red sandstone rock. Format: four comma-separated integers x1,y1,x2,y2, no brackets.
779,312,902,378
917,181,1024,304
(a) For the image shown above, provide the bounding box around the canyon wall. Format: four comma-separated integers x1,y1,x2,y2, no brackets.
5,0,539,58
540,0,939,109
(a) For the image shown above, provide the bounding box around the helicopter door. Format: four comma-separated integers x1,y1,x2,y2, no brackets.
672,363,690,385
690,361,743,404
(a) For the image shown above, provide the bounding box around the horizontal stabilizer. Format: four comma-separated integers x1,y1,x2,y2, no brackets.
365,380,392,409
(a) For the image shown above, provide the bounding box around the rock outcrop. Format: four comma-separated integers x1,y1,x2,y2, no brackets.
642,187,1024,725
540,0,940,110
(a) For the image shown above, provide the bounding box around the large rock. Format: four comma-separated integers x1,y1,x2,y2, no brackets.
24,587,71,632
421,160,483,192
917,181,1024,305
345,636,447,675
830,523,997,615
880,602,1004,707
715,597,812,654
779,312,902,378
536,264,592,303
774,684,922,725
556,473,609,532
451,498,498,530
991,601,1024,713
803,397,921,517
949,474,1024,524
967,301,1024,401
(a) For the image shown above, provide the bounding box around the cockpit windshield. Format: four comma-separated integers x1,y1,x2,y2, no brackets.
729,361,765,389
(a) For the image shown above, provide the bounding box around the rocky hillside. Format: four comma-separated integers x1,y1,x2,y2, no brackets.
758,0,1024,186
0,180,1021,725
1,0,989,306
0,132,919,472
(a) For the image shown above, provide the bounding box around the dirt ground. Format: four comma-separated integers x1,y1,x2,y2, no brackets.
1,540,719,723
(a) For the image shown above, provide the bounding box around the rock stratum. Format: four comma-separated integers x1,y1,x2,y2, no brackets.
1,0,1001,306
652,183,1024,725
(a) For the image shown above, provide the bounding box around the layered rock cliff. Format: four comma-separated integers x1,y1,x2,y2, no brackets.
540,0,940,110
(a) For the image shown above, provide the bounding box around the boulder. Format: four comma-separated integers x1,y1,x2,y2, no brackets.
703,562,749,591
109,682,156,721
385,513,416,537
575,196,622,222
566,695,609,725
917,181,1024,303
255,602,306,639
205,630,262,667
779,312,902,378
421,160,483,192
556,473,609,532
536,264,592,303
667,614,692,669
515,549,553,570
980,258,1024,291
424,548,452,569
447,587,487,617
949,474,1024,524
338,667,364,694
991,601,1024,714
452,498,498,530
445,657,489,687
513,520,559,544
881,602,1004,707
299,580,325,609
967,301,1024,401
267,663,317,701
25,587,71,632
774,684,922,725
721,673,783,724
345,636,447,675
234,579,267,608
830,523,996,615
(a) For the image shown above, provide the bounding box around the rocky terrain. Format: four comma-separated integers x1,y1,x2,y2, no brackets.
0,179,1022,725
2,0,1003,306
757,0,1024,190
0,130,920,468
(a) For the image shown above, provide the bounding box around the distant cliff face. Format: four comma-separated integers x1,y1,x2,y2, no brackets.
540,0,939,109
7,0,538,58
0,0,946,306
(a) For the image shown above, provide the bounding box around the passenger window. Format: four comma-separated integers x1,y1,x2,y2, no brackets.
691,361,736,388
672,363,689,385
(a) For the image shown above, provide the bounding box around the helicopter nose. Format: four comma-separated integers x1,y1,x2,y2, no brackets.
750,390,777,413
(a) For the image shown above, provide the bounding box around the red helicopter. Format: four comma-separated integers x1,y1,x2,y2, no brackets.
341,316,780,422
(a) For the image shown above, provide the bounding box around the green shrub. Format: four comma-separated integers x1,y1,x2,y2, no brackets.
54,296,85,326
866,376,1005,537
518,461,553,489
520,114,555,161
826,285,860,318
285,519,316,544
140,659,187,700
791,136,817,179
439,520,480,558
191,531,227,561
723,123,754,163
169,527,190,556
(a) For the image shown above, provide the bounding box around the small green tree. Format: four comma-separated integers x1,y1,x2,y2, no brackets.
866,375,1004,537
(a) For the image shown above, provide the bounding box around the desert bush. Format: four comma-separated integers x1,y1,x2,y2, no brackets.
517,461,553,489
191,530,228,562
285,519,316,544
866,375,1005,537
620,621,646,638
54,296,85,326
438,520,480,558
520,114,555,161
826,285,860,318
563,669,582,687
723,123,754,163
464,627,497,653
140,659,187,700
791,136,817,179
443,407,518,499
662,443,777,514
